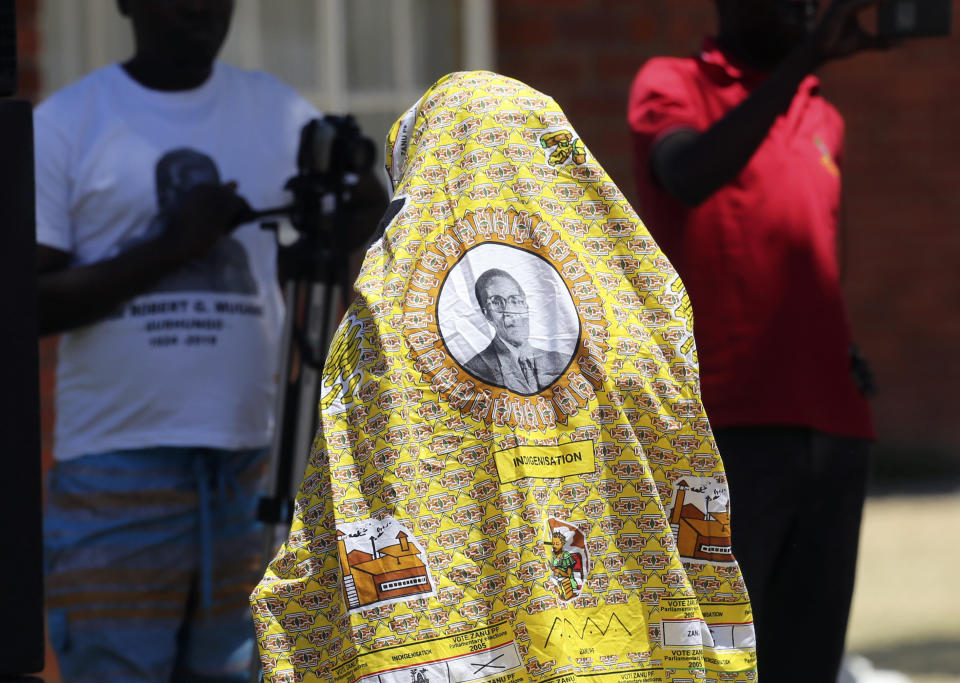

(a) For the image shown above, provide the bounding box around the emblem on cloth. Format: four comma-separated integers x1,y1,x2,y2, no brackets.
543,517,591,601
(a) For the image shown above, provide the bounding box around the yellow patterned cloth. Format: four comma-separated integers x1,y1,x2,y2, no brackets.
251,71,758,683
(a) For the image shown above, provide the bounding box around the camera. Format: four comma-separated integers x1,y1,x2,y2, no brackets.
284,115,376,235
877,0,952,38
296,115,375,182
251,114,376,238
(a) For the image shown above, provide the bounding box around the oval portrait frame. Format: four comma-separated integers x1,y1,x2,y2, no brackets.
438,242,579,396
399,205,611,430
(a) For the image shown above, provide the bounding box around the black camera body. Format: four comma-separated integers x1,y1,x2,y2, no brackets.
280,115,375,237
878,0,952,38
296,115,375,181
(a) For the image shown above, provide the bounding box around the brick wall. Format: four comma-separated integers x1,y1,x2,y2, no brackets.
495,0,960,466
495,0,715,206
14,0,39,101
821,33,960,465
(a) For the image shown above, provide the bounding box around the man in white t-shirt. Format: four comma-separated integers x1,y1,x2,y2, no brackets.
35,2,382,680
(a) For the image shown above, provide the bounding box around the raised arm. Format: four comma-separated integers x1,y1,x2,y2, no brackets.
651,0,890,207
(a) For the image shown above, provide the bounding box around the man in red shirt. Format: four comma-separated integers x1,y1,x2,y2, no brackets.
629,1,890,679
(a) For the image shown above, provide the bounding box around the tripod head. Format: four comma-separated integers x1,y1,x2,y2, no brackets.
250,114,375,238
297,116,375,185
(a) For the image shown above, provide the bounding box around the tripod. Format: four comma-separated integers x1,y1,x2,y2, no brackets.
257,216,349,559
246,116,373,682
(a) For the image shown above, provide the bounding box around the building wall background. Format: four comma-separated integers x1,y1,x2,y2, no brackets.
495,0,960,472
17,2,960,474
19,0,492,473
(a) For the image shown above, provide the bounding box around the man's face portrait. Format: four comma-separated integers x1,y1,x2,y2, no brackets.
438,245,579,396
482,274,529,348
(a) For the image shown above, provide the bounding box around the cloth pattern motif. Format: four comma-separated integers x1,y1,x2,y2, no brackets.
251,72,758,683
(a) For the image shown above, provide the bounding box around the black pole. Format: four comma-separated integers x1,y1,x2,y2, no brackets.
0,0,45,677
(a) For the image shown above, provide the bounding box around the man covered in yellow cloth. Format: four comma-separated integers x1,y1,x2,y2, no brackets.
251,71,758,683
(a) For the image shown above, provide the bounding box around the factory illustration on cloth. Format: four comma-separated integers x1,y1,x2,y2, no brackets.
668,476,734,562
335,517,435,611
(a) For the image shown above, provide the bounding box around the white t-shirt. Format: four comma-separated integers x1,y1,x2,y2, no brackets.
35,61,320,461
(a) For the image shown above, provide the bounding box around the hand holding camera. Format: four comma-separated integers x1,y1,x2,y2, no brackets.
813,0,895,64
813,0,950,65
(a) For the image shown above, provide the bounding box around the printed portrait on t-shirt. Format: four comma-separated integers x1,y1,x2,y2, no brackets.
438,243,578,395
118,147,258,295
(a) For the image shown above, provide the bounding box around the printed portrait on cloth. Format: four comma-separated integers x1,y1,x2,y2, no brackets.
439,244,579,395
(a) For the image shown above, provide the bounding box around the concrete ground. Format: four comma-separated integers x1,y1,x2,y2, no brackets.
845,490,960,682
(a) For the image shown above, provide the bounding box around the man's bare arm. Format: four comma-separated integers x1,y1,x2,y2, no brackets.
652,0,892,207
37,183,251,335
